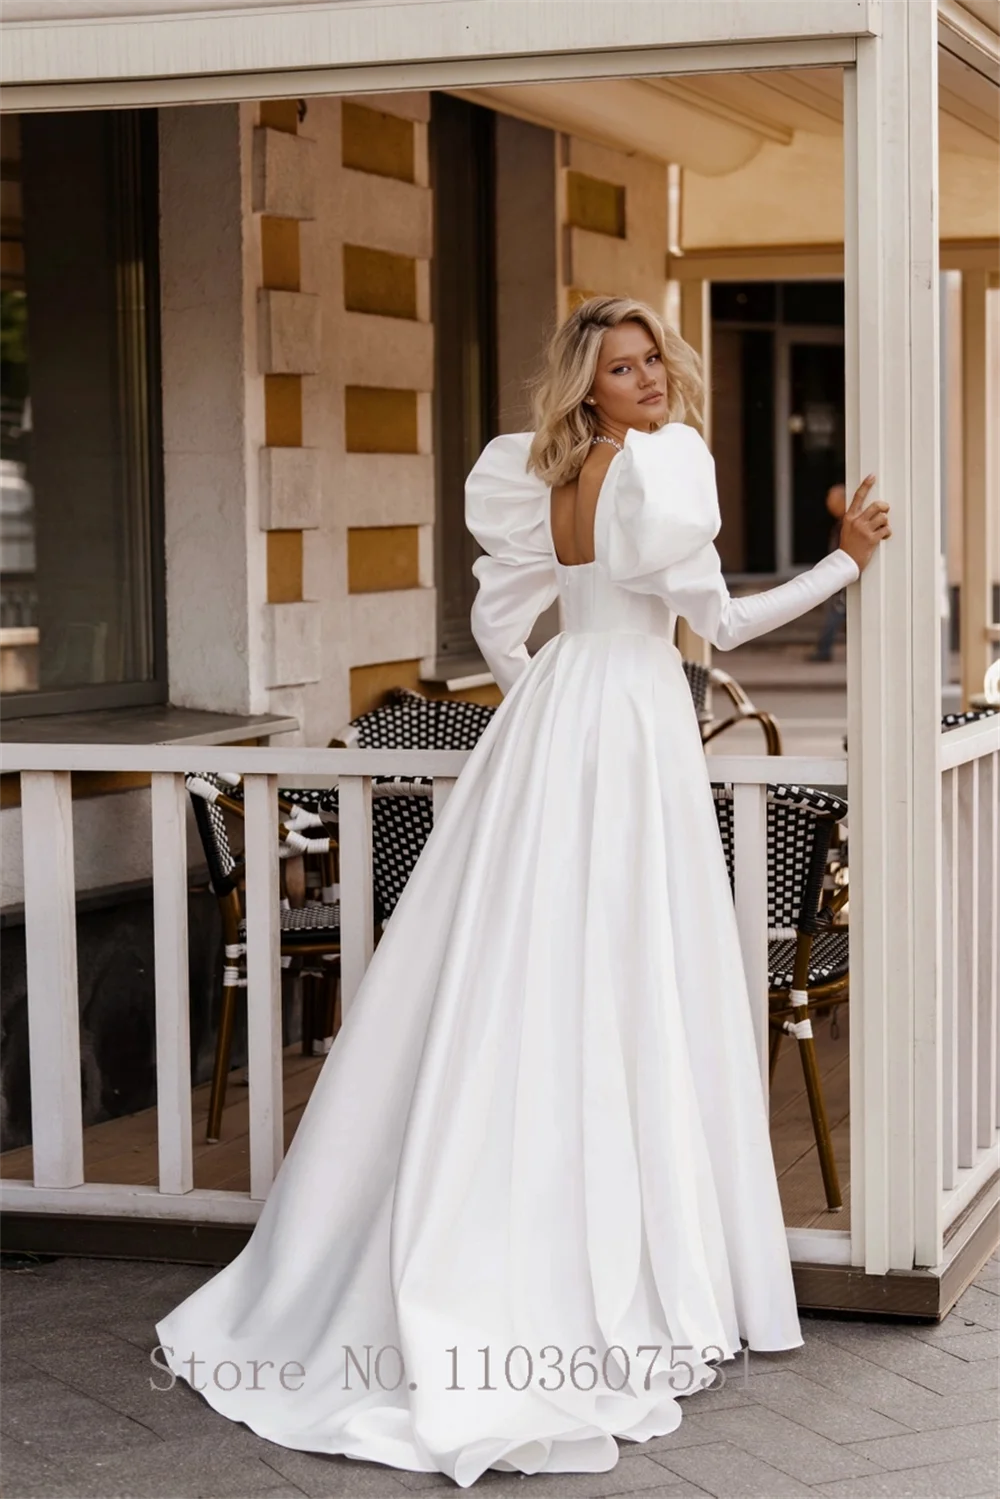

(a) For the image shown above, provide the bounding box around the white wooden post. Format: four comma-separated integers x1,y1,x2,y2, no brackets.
941,768,959,1191
976,749,998,1145
243,773,283,1199
956,761,979,1167
338,774,374,1019
151,772,193,1196
733,782,770,1091
845,1,943,1274
961,269,991,709
432,777,455,821
20,771,84,1189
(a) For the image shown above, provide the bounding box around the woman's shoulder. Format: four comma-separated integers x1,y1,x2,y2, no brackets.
466,432,537,483
464,432,550,564
623,420,713,467
597,421,721,582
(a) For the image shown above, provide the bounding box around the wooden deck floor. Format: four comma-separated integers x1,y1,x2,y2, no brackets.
1,1008,850,1229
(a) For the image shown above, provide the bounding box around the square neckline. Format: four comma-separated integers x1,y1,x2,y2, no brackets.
544,443,626,571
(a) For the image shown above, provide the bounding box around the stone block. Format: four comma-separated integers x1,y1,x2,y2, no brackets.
258,447,320,530
257,289,320,375
263,601,321,688
251,127,315,219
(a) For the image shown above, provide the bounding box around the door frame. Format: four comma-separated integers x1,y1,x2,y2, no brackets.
774,323,846,575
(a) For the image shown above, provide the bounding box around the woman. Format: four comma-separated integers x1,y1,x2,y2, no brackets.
154,296,890,1488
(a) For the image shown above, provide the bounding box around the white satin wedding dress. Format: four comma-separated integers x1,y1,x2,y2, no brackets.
155,422,859,1488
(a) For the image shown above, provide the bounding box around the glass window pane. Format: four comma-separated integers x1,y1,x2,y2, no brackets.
711,282,777,323
0,110,162,704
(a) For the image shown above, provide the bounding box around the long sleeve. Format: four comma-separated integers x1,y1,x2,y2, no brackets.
596,421,860,652
469,551,560,695
465,434,559,697
661,541,859,651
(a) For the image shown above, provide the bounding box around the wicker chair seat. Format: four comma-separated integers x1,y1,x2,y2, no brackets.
769,928,849,991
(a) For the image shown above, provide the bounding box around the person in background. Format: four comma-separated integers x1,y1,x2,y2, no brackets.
809,480,848,661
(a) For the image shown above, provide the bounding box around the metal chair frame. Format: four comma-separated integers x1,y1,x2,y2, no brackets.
682,660,783,755
186,774,341,1143
712,780,850,1211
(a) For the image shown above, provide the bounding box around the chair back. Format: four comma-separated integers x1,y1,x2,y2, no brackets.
338,685,495,750
682,659,713,721
711,783,847,939
186,773,244,897
325,687,495,921
942,708,998,729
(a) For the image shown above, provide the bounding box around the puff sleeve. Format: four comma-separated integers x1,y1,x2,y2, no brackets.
465,434,560,696
597,423,860,652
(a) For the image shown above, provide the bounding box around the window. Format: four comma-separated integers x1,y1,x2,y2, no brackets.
0,109,165,716
430,93,497,662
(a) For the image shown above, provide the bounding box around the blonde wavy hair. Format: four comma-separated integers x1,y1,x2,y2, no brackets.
527,296,704,486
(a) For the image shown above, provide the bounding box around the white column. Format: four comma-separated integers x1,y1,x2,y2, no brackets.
844,1,943,1275
961,270,992,708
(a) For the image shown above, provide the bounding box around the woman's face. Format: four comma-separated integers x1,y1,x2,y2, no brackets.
586,320,668,431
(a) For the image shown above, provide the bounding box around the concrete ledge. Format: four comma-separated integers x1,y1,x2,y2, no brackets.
333,168,432,259
337,310,433,389
257,289,320,375
348,587,435,669
259,446,321,529
341,453,435,526
252,126,316,219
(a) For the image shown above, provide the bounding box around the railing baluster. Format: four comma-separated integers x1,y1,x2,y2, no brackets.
978,750,999,1142
956,760,978,1168
20,771,84,1189
243,773,283,1199
151,772,192,1195
941,766,959,1191
733,782,770,1093
433,776,456,821
338,773,374,1019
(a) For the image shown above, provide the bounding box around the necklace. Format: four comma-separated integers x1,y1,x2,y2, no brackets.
591,435,624,452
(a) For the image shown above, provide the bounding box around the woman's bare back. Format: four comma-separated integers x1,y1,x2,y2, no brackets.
549,444,618,567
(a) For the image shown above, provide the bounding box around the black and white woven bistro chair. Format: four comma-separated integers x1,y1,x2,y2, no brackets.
323,687,497,925
186,773,341,1143
330,684,497,752
711,780,850,1211
683,659,783,755
843,705,998,753
941,707,999,730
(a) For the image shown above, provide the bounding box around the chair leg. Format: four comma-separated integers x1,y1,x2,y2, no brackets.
301,972,316,1057
332,971,342,1040
792,1021,843,1212
317,964,339,1052
768,1025,784,1084
206,983,241,1144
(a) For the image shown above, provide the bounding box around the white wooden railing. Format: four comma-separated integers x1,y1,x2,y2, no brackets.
0,746,849,1241
940,714,1000,1228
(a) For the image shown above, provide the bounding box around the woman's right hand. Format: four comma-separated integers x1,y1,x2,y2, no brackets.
839,474,892,572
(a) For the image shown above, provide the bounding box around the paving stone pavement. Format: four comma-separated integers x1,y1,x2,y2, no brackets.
1,1251,996,1499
